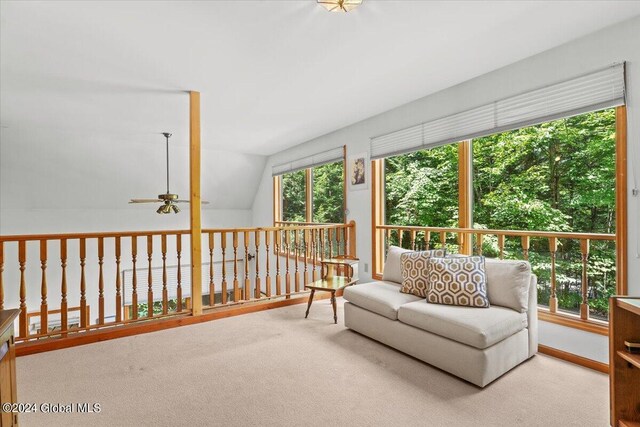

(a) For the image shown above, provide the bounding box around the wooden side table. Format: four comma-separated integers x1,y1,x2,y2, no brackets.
305,259,358,324
1,309,20,427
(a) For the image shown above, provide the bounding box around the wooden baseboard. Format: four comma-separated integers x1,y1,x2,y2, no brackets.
538,344,609,374
16,294,327,357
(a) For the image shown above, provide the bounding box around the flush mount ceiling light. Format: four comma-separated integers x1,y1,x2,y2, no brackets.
317,0,363,13
129,132,209,214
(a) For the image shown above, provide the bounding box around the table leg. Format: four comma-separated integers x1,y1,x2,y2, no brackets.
305,289,315,319
331,292,337,324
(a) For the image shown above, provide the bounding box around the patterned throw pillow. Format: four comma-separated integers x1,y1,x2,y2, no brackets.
427,256,490,308
400,249,446,297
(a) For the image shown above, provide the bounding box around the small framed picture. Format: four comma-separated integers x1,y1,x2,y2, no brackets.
348,152,369,191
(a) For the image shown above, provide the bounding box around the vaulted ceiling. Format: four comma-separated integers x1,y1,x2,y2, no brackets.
2,1,639,210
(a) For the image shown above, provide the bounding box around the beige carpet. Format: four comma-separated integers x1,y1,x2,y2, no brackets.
16,298,608,427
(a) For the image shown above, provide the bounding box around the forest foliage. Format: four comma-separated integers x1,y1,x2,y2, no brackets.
385,108,617,319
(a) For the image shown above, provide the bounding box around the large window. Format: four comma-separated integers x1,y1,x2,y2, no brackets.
373,107,626,327
276,158,345,224
472,109,617,320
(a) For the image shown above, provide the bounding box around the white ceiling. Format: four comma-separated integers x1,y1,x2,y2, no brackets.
2,1,640,157
1,1,640,214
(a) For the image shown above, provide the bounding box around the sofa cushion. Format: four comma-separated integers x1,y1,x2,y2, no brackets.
382,246,411,284
398,300,527,349
400,249,446,297
343,281,422,320
427,256,490,308
484,258,531,313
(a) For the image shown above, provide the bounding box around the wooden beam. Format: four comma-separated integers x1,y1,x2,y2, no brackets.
305,168,313,223
342,145,347,223
458,140,472,255
272,176,281,225
371,159,384,277
190,91,203,315
615,106,627,295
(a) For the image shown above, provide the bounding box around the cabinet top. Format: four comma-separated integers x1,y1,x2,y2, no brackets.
0,309,20,334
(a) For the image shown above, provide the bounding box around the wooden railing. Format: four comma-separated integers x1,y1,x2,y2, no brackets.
374,224,616,326
0,221,356,346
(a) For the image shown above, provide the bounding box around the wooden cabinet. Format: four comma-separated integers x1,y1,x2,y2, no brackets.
610,297,640,426
0,309,20,427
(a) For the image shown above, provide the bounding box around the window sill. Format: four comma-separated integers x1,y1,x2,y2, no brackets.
537,309,608,336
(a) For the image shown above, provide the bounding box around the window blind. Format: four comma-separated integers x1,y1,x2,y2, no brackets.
272,146,344,176
371,63,626,159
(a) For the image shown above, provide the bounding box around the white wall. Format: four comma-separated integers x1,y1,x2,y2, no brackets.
252,16,640,364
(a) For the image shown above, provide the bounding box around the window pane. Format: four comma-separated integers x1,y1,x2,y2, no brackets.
281,170,306,222
472,108,616,320
312,161,344,223
385,144,459,248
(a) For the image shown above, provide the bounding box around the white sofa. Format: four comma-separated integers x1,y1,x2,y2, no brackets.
343,256,538,387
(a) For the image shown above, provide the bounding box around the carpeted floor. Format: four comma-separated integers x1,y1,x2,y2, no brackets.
16,298,608,427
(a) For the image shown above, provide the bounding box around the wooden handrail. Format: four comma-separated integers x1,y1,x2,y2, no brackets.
375,222,615,328
0,221,357,348
375,224,615,241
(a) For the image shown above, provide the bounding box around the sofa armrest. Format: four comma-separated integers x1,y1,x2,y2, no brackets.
527,274,538,357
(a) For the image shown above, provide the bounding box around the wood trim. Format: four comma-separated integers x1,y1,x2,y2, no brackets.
189,90,203,316
15,294,330,357
458,140,472,254
538,310,608,335
343,145,347,224
371,159,384,278
0,230,190,242
375,224,614,241
538,344,609,374
273,175,282,225
305,168,313,223
615,105,628,295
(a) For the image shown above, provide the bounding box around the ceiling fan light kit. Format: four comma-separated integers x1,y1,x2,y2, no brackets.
129,132,207,214
317,0,363,13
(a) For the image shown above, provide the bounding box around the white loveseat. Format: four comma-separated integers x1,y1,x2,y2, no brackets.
343,255,538,387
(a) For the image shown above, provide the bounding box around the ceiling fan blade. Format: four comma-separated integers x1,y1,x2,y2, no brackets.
175,200,210,204
129,199,163,204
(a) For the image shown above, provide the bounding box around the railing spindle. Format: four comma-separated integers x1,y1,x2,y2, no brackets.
275,230,282,296
294,230,300,293
398,229,404,249
147,235,153,318
131,236,138,319
498,235,505,259
244,231,250,300
476,233,484,256
97,237,104,325
209,232,215,306
176,234,183,312
549,237,558,313
115,237,122,322
161,235,168,314
233,232,239,302
304,229,310,286
423,230,431,250
221,232,227,305
60,239,68,335
264,230,271,298
410,230,416,251
40,240,48,334
580,239,590,320
439,231,446,250
521,236,530,260
18,241,27,338
79,238,87,327
254,230,261,300
285,230,291,298
312,229,319,281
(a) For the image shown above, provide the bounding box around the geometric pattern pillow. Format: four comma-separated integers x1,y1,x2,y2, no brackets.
426,256,490,308
400,249,446,297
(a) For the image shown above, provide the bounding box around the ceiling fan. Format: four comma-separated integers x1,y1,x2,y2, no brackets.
129,132,209,214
